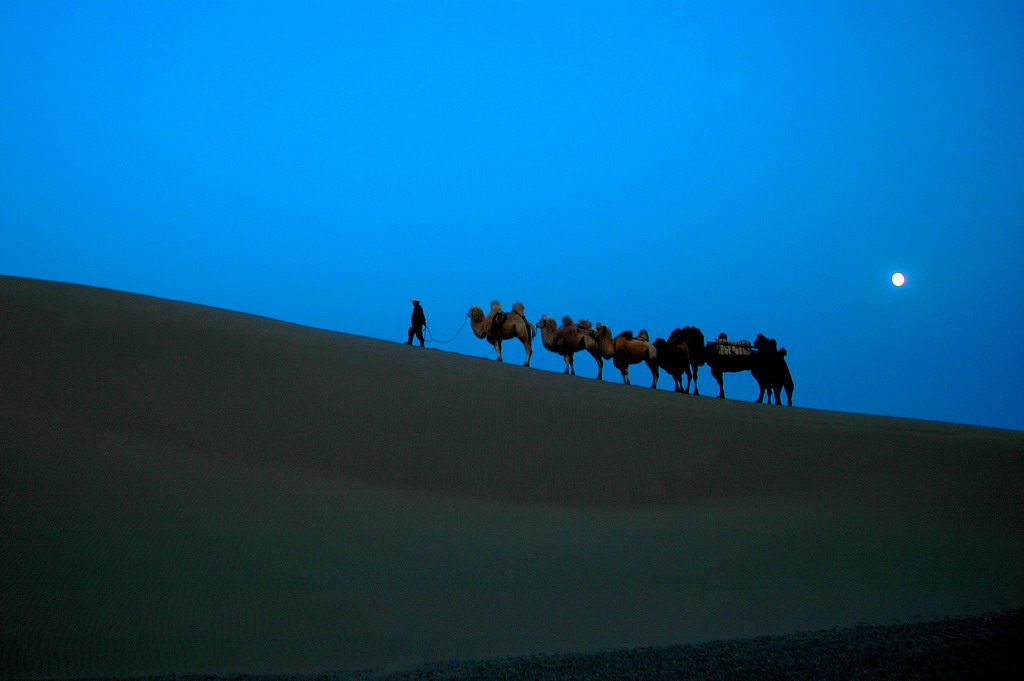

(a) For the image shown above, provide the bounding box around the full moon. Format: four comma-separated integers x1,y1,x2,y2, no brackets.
891,272,906,287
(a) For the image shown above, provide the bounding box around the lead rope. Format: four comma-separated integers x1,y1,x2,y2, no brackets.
425,316,468,344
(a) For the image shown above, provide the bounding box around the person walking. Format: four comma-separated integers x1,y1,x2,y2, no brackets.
406,299,426,346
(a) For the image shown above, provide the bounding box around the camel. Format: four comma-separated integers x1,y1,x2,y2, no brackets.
653,326,706,394
612,329,659,388
467,301,536,366
704,332,794,403
582,322,615,380
751,334,794,405
703,333,757,399
536,315,596,375
653,336,687,392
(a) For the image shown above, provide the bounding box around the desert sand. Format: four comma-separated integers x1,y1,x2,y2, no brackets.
1,275,1022,679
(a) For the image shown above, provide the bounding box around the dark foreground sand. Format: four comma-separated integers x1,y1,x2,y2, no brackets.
2,276,1022,679
68,609,1024,680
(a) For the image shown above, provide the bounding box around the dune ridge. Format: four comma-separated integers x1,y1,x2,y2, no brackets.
2,275,1022,679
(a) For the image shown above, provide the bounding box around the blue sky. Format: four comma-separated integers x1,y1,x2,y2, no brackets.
3,1,1023,431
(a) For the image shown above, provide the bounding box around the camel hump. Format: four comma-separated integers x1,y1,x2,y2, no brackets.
780,348,788,357
667,328,687,344
577,319,592,330
561,316,575,327
512,301,526,315
638,329,650,341
619,330,634,340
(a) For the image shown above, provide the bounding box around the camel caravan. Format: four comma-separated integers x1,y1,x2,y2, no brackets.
466,301,794,405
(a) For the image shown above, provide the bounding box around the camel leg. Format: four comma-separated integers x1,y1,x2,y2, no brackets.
648,361,659,389
594,356,604,380
712,368,725,398
493,339,503,363
691,364,700,396
522,338,532,367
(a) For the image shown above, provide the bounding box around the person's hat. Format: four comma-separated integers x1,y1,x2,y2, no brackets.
411,298,420,304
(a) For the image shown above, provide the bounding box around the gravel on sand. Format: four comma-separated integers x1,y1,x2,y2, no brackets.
71,608,1022,681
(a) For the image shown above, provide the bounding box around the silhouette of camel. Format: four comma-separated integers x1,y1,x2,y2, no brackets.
703,333,758,399
704,332,795,403
751,334,794,405
653,326,706,394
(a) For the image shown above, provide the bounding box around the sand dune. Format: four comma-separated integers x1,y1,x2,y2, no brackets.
2,275,1022,679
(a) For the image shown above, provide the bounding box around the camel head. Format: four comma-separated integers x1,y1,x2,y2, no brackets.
538,314,583,352
590,323,615,359
537,315,556,331
467,305,489,338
